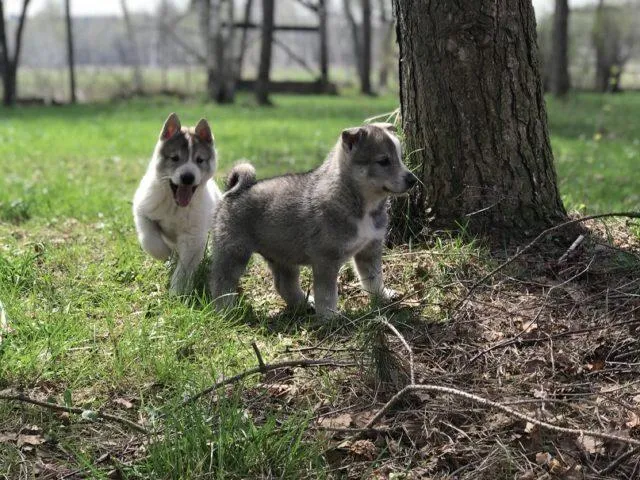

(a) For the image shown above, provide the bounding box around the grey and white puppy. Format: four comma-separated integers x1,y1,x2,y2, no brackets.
209,123,417,316
133,113,221,294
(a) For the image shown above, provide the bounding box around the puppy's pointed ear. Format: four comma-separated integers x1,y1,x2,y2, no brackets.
341,127,364,153
160,113,181,140
195,118,213,144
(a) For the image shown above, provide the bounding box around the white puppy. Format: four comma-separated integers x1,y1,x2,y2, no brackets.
133,113,221,294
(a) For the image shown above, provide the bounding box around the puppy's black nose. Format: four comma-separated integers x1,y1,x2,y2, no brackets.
180,172,195,185
405,172,418,187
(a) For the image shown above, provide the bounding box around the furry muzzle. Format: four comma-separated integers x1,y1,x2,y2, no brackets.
170,181,198,207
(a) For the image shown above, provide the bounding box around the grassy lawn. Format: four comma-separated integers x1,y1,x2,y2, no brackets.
0,92,639,478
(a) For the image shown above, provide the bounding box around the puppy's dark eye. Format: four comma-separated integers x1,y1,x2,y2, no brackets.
377,157,391,167
196,157,205,165
170,155,180,162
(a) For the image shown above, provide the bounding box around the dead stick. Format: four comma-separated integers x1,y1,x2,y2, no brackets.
454,212,640,312
598,446,640,475
251,341,266,371
558,234,586,264
0,393,149,435
181,358,356,407
377,318,415,385
363,384,640,447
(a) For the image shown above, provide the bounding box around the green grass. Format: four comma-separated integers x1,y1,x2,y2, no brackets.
0,92,638,478
546,92,640,213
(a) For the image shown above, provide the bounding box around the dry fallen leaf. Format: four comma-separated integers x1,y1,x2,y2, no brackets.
626,412,640,428
318,413,352,429
576,434,604,454
114,398,134,409
535,451,552,465
350,439,377,460
16,434,45,448
0,432,17,443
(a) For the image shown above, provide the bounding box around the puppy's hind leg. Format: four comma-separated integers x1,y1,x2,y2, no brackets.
135,215,171,260
209,246,252,310
353,240,399,302
267,262,311,310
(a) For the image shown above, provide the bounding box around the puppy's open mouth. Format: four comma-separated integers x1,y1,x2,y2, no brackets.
170,181,198,207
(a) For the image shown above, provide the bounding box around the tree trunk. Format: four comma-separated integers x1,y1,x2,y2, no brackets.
120,0,144,94
236,0,254,80
0,0,10,104
390,0,567,239
318,0,329,90
377,0,394,90
3,62,16,106
343,0,363,87
64,0,77,103
0,0,31,107
361,0,373,95
550,0,570,97
256,0,275,105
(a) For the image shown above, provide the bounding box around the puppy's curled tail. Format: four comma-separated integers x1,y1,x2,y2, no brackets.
225,162,256,196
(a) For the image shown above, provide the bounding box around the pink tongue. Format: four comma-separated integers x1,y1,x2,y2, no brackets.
175,185,194,207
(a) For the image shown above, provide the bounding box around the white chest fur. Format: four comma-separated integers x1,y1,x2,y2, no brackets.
346,213,386,255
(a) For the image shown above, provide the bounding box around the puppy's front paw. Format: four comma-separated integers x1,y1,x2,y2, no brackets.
378,287,402,303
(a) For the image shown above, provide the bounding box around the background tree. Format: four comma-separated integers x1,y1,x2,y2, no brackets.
343,0,373,95
550,0,570,96
376,0,394,91
119,0,144,94
391,0,567,239
0,0,32,106
198,0,237,103
592,0,637,93
64,0,76,103
256,0,275,105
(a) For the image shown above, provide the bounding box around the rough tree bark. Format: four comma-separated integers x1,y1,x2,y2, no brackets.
64,0,77,103
256,0,275,105
0,0,31,107
390,0,567,239
550,0,570,96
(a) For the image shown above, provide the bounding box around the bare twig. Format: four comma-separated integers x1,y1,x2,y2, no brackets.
558,234,586,264
363,384,640,447
181,358,356,407
454,212,640,312
598,446,640,475
251,341,266,371
377,318,415,385
0,392,149,434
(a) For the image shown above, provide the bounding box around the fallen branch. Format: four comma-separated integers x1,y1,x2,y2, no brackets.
0,392,150,435
363,383,640,447
377,317,415,385
454,212,640,312
598,446,640,475
558,234,586,264
181,358,356,407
